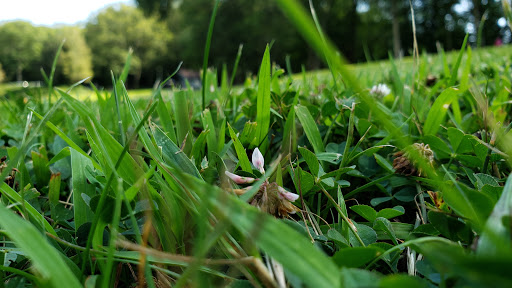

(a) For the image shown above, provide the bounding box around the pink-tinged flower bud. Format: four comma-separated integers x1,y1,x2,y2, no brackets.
252,147,265,174
225,171,256,184
277,186,299,202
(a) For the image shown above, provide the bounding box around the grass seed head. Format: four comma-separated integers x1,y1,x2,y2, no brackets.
393,143,434,177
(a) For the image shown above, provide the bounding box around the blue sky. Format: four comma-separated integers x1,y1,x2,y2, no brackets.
0,0,134,26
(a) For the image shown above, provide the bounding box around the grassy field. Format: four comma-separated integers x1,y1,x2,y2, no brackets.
2,1,512,287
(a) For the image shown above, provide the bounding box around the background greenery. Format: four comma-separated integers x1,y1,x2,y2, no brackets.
1,0,512,287
0,0,509,87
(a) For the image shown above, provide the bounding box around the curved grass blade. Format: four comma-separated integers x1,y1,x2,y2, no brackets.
0,183,57,236
0,203,81,288
227,123,252,173
423,88,459,136
477,173,512,255
295,104,324,153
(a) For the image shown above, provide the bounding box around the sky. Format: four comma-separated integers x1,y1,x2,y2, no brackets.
0,0,134,26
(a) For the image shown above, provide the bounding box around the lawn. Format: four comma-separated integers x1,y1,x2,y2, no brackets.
1,5,512,288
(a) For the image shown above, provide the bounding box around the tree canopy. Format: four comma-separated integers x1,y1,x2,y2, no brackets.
0,0,509,87
85,4,173,87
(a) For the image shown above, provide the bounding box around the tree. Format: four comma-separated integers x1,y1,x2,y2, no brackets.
135,0,175,18
57,27,94,83
37,26,94,84
0,21,45,81
470,0,504,47
85,4,173,87
0,63,5,83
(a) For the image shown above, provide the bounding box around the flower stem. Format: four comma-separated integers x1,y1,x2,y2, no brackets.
320,186,365,247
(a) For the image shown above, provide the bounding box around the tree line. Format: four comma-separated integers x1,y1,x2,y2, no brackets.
0,0,508,88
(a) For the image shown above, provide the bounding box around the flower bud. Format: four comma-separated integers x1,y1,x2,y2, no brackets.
252,147,265,174
277,186,299,202
225,171,256,184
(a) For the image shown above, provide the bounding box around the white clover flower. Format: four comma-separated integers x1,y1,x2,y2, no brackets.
252,147,265,174
225,147,300,217
370,83,391,98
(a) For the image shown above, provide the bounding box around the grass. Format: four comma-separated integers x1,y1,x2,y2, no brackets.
1,2,512,287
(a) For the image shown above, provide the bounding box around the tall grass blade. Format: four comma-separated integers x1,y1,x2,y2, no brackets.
201,108,218,163
202,0,221,110
156,93,178,144
253,44,272,149
174,90,193,155
230,44,243,90
45,40,65,107
308,0,338,93
111,72,126,145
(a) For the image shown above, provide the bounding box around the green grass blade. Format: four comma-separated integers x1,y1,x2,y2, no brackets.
460,45,472,92
59,90,143,184
70,148,96,231
282,105,297,157
201,108,217,162
229,44,243,90
422,87,459,136
152,125,203,179
45,40,65,107
448,34,469,87
477,172,512,254
253,44,272,148
111,72,126,146
201,0,221,111
156,93,178,144
0,202,81,288
0,98,64,192
0,183,57,236
227,123,252,172
295,104,324,153
119,48,132,84
447,34,469,124
340,102,355,168
308,0,338,93
30,109,102,171
174,90,193,156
